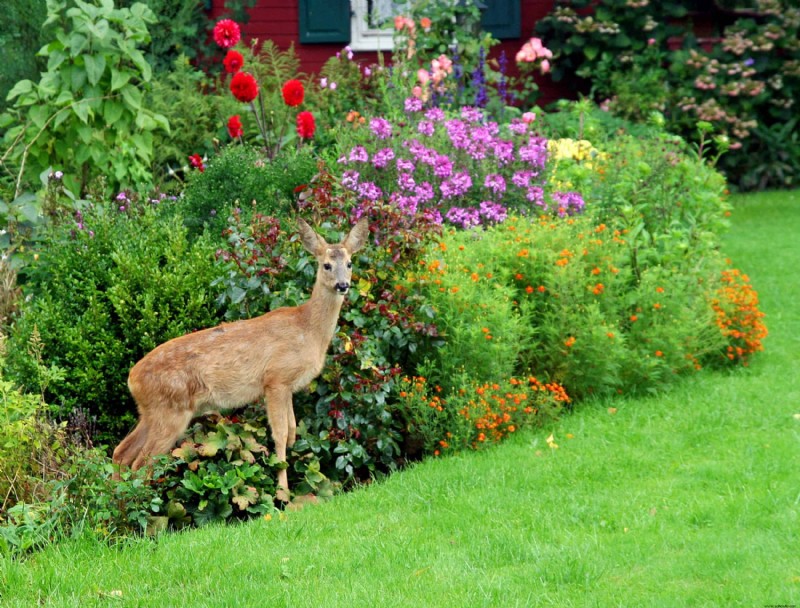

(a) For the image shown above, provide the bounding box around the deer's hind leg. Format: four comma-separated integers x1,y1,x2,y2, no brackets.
112,420,149,476
130,409,194,470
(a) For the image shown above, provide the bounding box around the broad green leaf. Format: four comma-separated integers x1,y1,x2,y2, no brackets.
6,80,34,101
55,90,74,106
47,49,67,71
72,100,90,123
68,33,88,57
110,68,131,91
84,54,106,86
71,67,87,93
29,105,50,130
120,86,142,111
584,46,598,61
135,111,156,131
103,100,124,125
197,431,227,457
128,49,152,82
76,123,92,144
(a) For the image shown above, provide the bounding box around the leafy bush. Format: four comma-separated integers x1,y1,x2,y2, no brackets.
4,197,223,441
0,0,46,115
179,144,318,237
536,0,800,190
0,0,169,196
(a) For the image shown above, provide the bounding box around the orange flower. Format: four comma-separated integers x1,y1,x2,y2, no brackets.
592,283,605,295
537,285,546,293
630,314,638,322
656,286,665,293
655,350,664,357
471,272,479,281
591,267,601,275
525,285,534,294
564,336,576,348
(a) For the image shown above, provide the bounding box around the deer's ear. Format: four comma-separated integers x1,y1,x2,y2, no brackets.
297,218,327,255
343,218,369,254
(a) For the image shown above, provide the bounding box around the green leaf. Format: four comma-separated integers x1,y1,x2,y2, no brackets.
68,33,88,57
197,431,228,457
231,485,259,510
84,54,107,86
110,69,131,91
72,100,90,123
103,100,124,125
120,86,142,111
6,80,34,102
583,46,598,61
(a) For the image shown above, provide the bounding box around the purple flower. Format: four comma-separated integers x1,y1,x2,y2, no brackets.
492,140,514,164
445,119,469,149
484,174,506,195
512,170,534,188
116,191,128,201
519,136,549,168
441,171,472,199
479,201,508,223
398,172,416,191
405,97,423,112
417,120,435,137
461,106,485,123
422,207,443,225
424,108,446,122
397,158,415,172
433,154,453,178
357,181,383,201
527,186,545,209
372,148,395,169
342,170,360,190
369,117,393,139
395,194,419,216
445,206,481,229
552,191,586,217
349,146,369,162
415,181,435,203
508,119,528,135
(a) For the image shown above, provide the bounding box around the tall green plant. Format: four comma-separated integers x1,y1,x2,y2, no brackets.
0,0,169,197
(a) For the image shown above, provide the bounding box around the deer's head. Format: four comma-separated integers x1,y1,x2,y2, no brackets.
298,218,369,295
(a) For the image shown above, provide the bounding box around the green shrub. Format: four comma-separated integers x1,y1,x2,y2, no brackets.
179,144,318,238
4,196,223,441
0,0,169,196
0,0,46,115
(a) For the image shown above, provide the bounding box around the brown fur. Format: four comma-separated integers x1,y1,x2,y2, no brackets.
112,218,369,498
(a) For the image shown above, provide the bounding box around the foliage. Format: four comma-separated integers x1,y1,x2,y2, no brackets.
179,143,318,238
396,374,567,458
3,197,223,441
0,0,170,197
536,0,800,190
145,56,240,186
0,0,47,115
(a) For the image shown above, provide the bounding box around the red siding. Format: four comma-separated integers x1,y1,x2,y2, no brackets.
208,0,575,106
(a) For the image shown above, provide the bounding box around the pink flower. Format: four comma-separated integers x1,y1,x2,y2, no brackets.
296,111,316,139
540,59,551,74
213,19,241,49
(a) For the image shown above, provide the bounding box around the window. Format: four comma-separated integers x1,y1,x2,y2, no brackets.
349,0,409,52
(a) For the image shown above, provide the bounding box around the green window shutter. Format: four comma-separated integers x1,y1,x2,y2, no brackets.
299,0,351,44
481,0,521,40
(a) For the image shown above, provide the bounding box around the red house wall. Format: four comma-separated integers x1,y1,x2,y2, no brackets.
208,0,575,107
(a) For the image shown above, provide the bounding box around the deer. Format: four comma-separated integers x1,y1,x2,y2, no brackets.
112,218,369,500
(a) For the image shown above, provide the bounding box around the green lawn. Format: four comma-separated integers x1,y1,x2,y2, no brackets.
1,190,798,607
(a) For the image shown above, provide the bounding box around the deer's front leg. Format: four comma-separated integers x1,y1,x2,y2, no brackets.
265,385,292,501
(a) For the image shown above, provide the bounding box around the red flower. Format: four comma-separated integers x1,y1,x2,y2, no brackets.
227,115,243,138
213,19,241,48
188,154,205,172
223,50,244,73
296,111,316,139
230,72,259,102
281,79,305,107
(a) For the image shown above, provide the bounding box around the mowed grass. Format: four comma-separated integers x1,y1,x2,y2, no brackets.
1,190,799,607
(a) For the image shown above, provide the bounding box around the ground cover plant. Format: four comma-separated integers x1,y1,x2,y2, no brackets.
0,9,771,553
0,188,795,607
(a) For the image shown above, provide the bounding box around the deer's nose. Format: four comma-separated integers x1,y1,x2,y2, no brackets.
335,282,350,293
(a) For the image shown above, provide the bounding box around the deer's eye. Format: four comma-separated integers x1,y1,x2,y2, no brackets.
323,263,332,271
347,262,352,269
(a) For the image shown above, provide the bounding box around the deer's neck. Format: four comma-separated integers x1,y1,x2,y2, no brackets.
305,283,346,348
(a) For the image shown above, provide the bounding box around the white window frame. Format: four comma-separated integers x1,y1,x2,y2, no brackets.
349,0,406,52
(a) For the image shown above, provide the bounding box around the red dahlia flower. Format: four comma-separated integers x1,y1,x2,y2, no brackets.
188,154,205,172
223,50,244,73
213,19,241,48
296,111,316,139
227,115,243,138
230,72,259,102
281,79,305,107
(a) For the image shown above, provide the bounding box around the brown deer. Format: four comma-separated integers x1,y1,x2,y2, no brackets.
112,218,369,499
